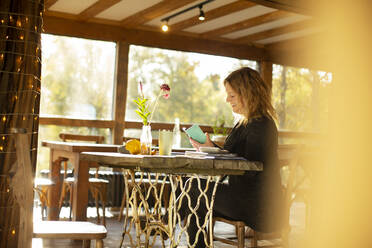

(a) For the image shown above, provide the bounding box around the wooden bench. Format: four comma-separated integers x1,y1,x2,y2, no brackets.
33,221,107,248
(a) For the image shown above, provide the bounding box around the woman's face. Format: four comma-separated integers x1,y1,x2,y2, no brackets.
225,83,245,115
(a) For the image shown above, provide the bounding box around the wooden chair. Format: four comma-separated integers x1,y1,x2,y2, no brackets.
33,178,55,220
212,144,301,248
58,133,109,226
33,220,107,248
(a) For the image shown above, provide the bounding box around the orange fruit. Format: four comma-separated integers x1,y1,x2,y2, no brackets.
125,139,141,155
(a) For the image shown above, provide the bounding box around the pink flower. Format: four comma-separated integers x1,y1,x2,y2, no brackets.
139,81,144,99
160,83,170,99
160,84,170,91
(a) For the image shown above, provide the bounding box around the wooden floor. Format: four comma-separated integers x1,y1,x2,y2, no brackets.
32,202,307,248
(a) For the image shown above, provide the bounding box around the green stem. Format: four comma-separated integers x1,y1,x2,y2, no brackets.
148,91,162,125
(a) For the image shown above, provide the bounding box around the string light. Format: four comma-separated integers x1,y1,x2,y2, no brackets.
1,19,4,24
2,116,6,122
0,146,3,151
11,229,15,235
2,136,5,140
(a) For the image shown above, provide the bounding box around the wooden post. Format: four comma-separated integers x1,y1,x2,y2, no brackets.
259,60,273,89
112,42,129,145
0,0,43,247
11,129,34,248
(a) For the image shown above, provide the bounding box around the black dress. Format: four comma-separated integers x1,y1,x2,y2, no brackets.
214,116,284,232
179,116,284,247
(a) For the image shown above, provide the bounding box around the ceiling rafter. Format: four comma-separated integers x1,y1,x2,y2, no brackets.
234,19,314,43
78,0,121,21
45,0,58,9
43,15,267,62
245,0,314,15
265,32,325,50
169,0,256,32
201,10,292,38
120,0,198,28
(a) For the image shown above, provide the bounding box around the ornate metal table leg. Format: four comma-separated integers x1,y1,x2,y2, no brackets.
120,170,172,248
172,174,221,248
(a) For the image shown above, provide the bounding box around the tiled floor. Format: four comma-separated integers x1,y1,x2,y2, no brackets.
32,202,307,248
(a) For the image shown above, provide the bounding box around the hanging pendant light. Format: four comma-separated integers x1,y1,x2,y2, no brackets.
198,6,205,21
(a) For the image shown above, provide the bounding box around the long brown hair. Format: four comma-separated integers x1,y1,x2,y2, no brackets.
224,67,276,124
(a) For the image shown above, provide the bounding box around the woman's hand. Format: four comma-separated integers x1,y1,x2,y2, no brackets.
189,133,214,151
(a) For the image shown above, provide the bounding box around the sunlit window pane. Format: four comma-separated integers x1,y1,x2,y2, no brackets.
40,34,116,120
272,64,332,132
126,45,257,127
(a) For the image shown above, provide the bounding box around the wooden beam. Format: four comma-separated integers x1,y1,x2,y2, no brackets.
112,42,129,145
45,0,58,9
245,0,315,16
39,117,115,128
265,32,332,71
170,0,256,32
78,0,121,21
264,32,324,50
202,10,292,38
266,45,331,71
234,19,314,43
43,15,267,61
120,0,197,28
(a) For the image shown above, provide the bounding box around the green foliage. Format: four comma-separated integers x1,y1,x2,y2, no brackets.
127,46,241,126
272,65,332,132
212,116,229,135
133,97,150,125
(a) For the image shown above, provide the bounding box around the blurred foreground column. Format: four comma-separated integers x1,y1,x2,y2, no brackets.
307,1,372,248
0,0,43,247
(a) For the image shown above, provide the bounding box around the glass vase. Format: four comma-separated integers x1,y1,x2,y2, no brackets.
140,125,152,155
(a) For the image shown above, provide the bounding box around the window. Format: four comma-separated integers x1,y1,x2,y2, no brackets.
40,34,116,120
37,34,116,173
126,45,257,127
272,64,332,132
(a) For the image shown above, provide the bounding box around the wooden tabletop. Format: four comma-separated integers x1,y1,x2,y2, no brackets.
41,141,119,153
80,152,263,176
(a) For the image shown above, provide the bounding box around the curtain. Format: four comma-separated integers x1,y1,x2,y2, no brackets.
0,0,43,247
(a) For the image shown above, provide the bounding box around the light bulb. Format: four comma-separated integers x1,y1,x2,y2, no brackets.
161,22,169,32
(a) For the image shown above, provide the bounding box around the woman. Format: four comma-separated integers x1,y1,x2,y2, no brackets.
186,67,284,247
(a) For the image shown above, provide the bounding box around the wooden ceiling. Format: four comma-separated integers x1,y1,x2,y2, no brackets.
43,0,326,70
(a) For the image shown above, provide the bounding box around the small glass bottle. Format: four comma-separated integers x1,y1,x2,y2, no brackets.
173,118,181,148
140,125,152,155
